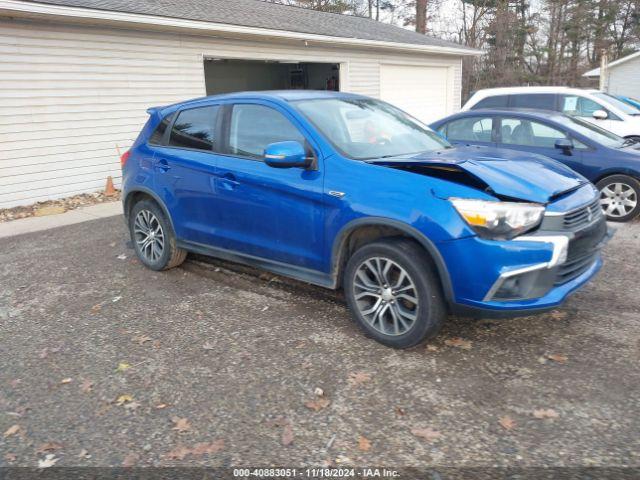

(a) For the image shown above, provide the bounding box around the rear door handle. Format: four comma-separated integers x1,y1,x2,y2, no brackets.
155,158,170,172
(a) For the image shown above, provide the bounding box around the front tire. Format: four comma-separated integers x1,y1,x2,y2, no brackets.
596,175,640,222
129,199,186,270
343,238,447,349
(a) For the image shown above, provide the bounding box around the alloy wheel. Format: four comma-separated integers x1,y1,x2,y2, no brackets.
352,257,419,336
600,182,637,218
133,209,165,262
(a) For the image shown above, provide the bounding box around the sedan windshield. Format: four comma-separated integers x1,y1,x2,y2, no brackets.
558,115,625,148
293,97,450,160
593,92,640,115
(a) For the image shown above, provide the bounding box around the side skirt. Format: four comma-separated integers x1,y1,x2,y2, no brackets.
177,240,335,289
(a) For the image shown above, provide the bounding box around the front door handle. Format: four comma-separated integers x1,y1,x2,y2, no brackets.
216,173,240,191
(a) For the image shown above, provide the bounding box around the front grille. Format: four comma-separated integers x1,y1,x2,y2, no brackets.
562,198,603,230
555,251,598,285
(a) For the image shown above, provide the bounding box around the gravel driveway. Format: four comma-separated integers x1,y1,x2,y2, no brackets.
0,216,638,475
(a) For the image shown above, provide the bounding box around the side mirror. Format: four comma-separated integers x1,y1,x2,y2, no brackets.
592,109,608,120
555,138,574,155
264,141,312,169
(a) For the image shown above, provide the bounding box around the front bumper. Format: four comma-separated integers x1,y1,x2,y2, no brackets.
438,212,610,318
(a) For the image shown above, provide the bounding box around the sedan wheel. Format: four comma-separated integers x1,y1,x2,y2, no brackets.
600,182,637,219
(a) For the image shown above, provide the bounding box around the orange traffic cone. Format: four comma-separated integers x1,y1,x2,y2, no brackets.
105,176,117,197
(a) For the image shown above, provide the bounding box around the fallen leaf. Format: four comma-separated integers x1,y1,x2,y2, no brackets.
304,397,331,412
115,362,131,373
444,337,472,350
499,416,516,430
171,416,192,433
60,378,72,384
34,205,66,217
90,304,102,314
357,435,371,452
155,403,168,409
81,379,94,393
533,408,559,419
124,401,141,412
410,427,441,442
122,452,139,467
281,423,294,446
347,371,371,386
116,394,134,406
395,406,406,417
78,449,90,459
191,440,224,456
4,453,16,463
547,354,568,364
550,310,568,320
165,445,191,461
38,454,59,469
314,387,324,397
133,335,151,346
117,254,128,260
425,344,439,352
37,442,63,454
3,424,20,438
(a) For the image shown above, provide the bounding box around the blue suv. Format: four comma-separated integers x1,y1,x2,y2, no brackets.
122,91,608,348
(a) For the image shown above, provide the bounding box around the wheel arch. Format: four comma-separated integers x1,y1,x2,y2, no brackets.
123,187,176,234
331,217,454,303
592,170,640,185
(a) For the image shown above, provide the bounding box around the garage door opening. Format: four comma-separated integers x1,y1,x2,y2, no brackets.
204,58,340,95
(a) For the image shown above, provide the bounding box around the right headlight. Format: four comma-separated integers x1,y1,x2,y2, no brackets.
450,198,545,240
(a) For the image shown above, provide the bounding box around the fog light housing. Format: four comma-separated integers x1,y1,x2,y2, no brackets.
488,267,557,301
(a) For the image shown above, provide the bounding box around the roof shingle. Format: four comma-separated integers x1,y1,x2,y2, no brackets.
20,0,476,52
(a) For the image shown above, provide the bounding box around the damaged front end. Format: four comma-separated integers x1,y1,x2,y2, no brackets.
366,147,609,315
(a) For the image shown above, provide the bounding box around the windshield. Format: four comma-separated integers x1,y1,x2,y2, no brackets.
559,115,625,148
593,92,640,115
293,97,450,160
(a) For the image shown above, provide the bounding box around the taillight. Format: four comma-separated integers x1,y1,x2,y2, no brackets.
120,150,131,168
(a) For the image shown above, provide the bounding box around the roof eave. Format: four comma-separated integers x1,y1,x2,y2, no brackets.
0,0,482,56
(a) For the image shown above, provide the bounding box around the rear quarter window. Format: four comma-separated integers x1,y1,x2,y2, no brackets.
148,114,173,145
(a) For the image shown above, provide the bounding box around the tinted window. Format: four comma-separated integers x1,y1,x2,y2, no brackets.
500,118,566,148
511,94,556,110
472,95,508,109
561,95,603,118
168,106,219,151
229,104,305,159
149,114,173,145
443,117,493,142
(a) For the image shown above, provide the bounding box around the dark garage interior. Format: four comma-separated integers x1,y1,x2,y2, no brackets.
204,58,340,95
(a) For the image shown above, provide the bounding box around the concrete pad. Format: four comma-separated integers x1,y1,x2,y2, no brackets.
0,201,122,239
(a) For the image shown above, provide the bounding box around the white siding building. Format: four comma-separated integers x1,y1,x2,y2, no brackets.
584,51,640,99
0,0,479,208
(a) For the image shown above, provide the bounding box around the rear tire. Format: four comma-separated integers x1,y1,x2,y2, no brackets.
596,175,640,222
129,199,186,271
343,238,447,349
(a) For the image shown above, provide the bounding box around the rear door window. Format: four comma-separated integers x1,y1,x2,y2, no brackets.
500,118,567,148
442,117,494,142
471,95,508,109
168,106,219,151
510,94,556,110
228,104,306,160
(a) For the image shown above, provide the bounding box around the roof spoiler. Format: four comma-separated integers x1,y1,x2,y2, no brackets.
146,106,162,115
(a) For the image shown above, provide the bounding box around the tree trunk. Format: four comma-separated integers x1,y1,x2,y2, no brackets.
416,0,428,34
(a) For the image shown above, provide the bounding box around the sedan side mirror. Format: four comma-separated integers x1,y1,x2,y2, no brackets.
555,138,574,155
592,109,608,120
264,141,313,169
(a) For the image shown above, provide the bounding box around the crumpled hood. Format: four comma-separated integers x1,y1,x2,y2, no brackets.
367,145,588,204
